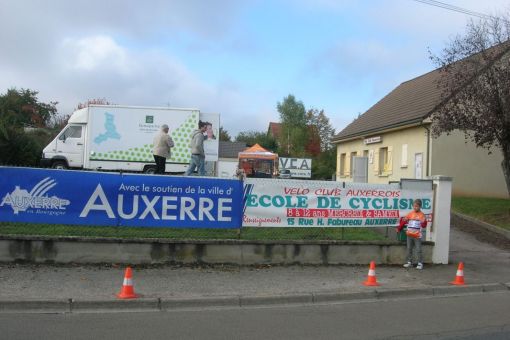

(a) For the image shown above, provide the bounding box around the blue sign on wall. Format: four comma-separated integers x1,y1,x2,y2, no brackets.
0,167,243,228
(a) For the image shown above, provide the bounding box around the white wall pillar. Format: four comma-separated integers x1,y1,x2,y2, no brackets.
430,176,453,264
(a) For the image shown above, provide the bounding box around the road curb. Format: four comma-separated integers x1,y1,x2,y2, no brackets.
161,296,240,310
0,299,71,313
240,293,314,307
312,291,377,303
71,298,160,312
0,283,508,313
375,287,434,299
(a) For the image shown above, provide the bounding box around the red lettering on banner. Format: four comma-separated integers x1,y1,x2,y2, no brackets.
284,188,310,195
346,189,401,198
314,188,342,196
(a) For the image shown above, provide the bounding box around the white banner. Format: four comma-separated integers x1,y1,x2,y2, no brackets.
243,179,433,227
279,157,312,178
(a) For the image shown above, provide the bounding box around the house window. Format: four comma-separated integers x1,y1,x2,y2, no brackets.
350,152,357,177
363,150,369,158
340,153,346,176
379,147,388,175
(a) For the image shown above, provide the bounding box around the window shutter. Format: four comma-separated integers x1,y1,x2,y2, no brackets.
337,153,341,177
345,153,351,176
401,144,408,167
373,148,379,174
387,146,393,174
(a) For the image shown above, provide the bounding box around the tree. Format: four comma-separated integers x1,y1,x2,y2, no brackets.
305,108,336,179
306,108,336,151
219,126,231,142
312,147,336,180
429,16,510,195
0,88,57,128
0,88,58,166
235,130,277,151
277,94,308,156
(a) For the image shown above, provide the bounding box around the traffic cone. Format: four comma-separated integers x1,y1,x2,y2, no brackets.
117,267,138,299
450,262,465,285
363,261,380,286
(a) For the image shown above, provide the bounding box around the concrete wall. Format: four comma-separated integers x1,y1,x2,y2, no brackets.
0,236,433,265
431,130,507,198
217,158,238,178
335,125,429,183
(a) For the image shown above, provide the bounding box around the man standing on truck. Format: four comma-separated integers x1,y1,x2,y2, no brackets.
185,121,208,176
153,124,174,174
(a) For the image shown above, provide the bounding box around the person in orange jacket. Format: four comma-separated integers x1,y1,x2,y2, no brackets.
397,199,427,270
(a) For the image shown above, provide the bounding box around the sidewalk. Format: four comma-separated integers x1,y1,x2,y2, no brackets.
0,227,509,311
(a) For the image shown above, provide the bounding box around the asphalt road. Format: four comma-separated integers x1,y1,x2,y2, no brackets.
2,291,509,340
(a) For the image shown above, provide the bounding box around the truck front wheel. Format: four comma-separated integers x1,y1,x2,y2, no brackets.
143,165,156,174
51,160,68,170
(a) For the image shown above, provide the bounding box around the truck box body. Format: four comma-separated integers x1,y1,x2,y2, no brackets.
42,105,218,173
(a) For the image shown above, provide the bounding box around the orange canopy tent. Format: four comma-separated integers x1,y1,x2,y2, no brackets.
238,144,278,178
238,144,278,160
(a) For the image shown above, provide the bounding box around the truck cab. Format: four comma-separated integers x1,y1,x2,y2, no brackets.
41,108,87,169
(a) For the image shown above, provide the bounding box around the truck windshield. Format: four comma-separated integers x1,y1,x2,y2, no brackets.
59,126,82,140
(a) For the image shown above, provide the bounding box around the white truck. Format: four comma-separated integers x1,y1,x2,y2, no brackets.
41,105,219,174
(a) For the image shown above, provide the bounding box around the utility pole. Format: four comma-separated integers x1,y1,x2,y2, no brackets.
287,129,290,155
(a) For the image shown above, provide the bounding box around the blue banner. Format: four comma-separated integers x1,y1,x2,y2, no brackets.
0,167,243,228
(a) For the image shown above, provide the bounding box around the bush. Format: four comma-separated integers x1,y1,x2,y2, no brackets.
0,128,46,166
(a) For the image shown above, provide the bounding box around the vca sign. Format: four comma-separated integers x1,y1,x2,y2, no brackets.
279,157,312,178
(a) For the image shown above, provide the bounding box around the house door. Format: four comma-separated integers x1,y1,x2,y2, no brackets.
415,153,423,179
352,156,368,183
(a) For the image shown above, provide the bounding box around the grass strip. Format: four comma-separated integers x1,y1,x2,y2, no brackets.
0,223,385,241
451,197,510,231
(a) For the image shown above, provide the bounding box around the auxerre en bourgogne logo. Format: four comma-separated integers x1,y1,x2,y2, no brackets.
1,177,70,215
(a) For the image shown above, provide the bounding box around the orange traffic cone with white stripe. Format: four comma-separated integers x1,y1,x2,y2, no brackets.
450,262,465,285
363,261,380,286
117,267,138,299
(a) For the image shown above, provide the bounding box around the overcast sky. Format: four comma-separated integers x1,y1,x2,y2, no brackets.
1,0,509,136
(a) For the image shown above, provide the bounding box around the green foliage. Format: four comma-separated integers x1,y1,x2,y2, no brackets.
0,88,58,166
235,130,277,151
219,126,231,141
0,88,57,128
0,222,384,241
312,147,337,180
0,128,46,166
277,94,307,127
277,94,309,157
306,108,335,151
451,197,510,230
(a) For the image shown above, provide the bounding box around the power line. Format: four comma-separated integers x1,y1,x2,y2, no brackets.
411,0,494,20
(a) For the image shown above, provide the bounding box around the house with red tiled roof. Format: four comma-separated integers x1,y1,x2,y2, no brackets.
332,53,508,198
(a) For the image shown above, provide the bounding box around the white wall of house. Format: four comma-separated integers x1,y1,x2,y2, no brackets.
431,130,507,198
335,125,429,184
